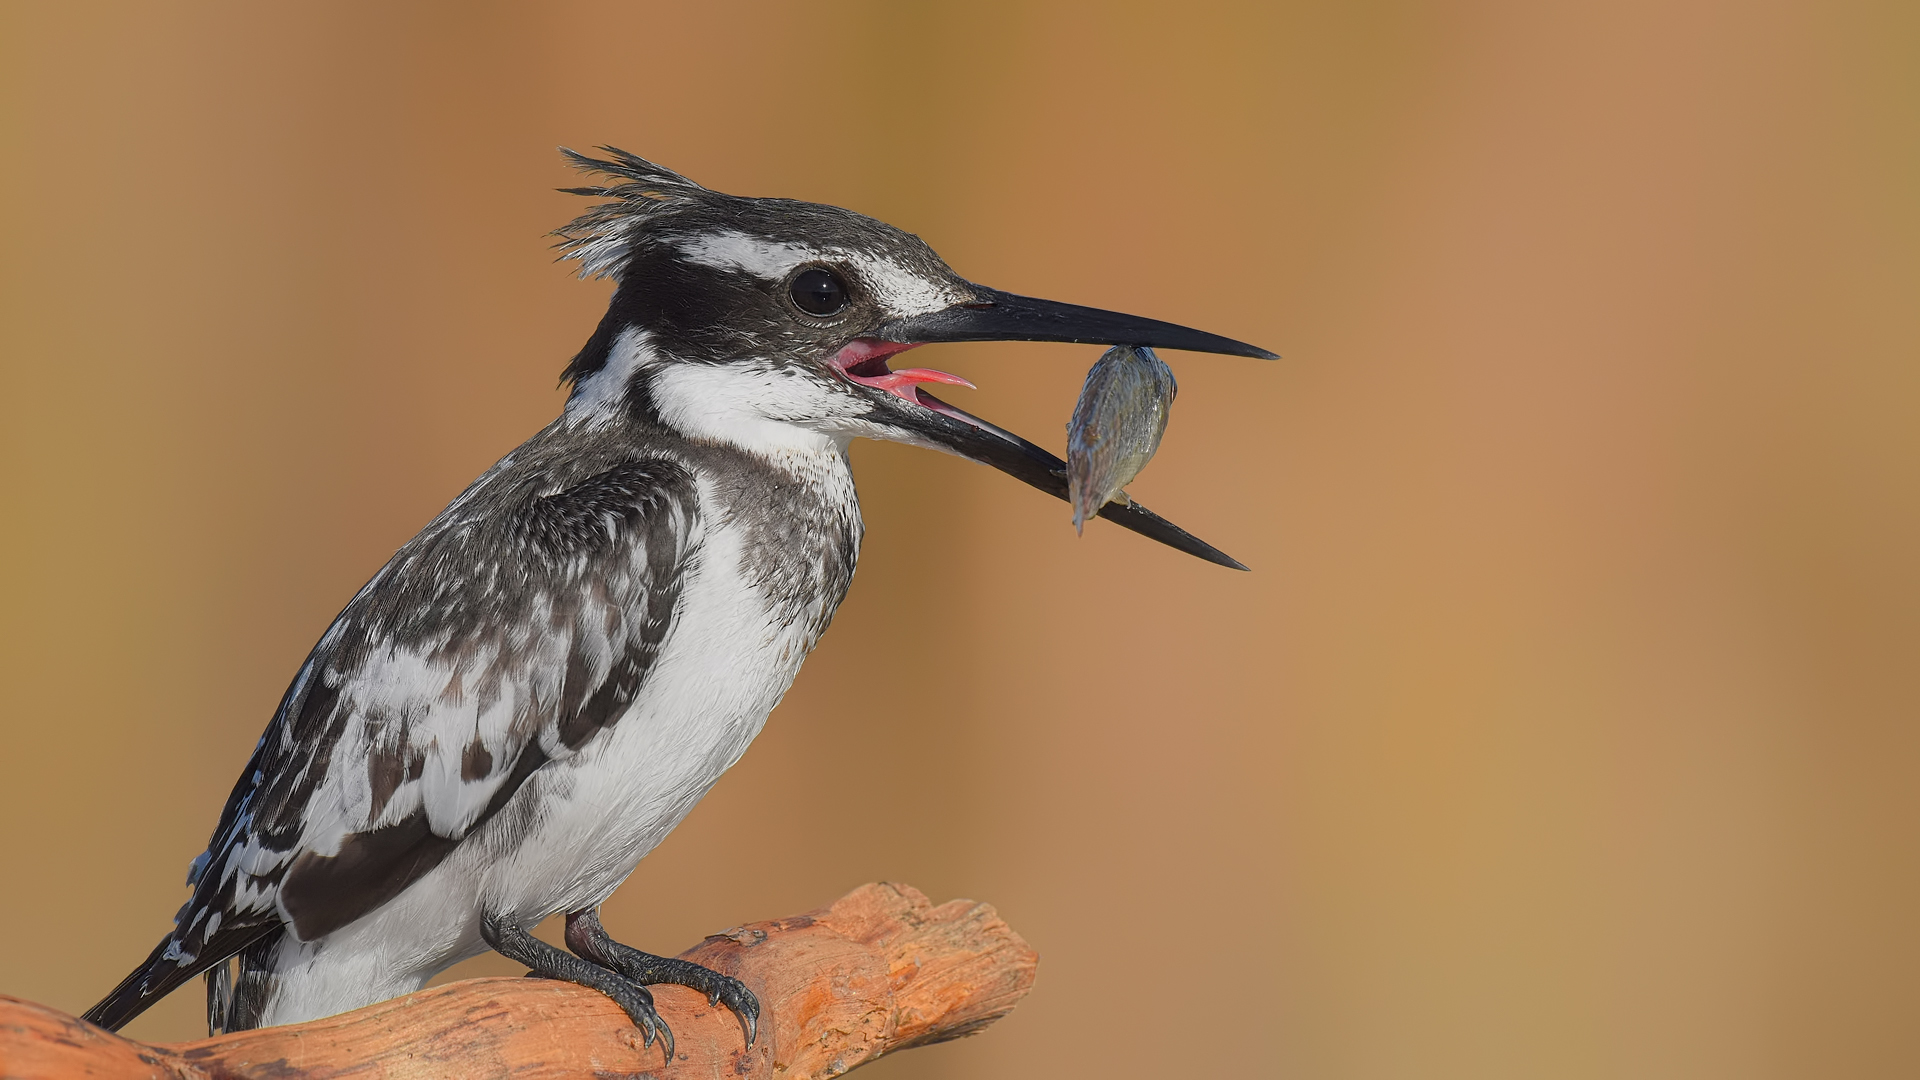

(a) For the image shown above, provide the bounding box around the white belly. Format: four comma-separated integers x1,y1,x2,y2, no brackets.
488,514,823,916
255,513,829,1026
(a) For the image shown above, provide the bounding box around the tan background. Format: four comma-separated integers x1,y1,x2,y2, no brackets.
3,2,1918,1077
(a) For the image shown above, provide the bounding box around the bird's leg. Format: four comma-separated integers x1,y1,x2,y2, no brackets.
565,906,760,1047
480,911,674,1057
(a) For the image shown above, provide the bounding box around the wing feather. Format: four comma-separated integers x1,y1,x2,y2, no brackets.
84,455,698,1031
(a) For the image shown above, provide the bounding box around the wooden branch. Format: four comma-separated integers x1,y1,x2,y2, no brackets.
0,882,1036,1079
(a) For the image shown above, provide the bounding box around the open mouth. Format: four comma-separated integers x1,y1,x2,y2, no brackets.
828,291,1271,570
826,314,1263,572
830,339,976,410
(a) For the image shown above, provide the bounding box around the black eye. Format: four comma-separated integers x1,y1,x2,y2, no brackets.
789,267,849,316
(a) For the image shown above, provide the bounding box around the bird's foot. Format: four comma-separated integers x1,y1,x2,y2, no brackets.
566,907,760,1047
481,912,675,1057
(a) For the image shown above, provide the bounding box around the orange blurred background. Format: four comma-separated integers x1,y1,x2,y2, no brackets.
3,2,1918,1077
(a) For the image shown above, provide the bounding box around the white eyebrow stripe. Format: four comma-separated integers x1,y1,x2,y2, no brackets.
841,252,967,318
671,229,969,318
674,230,820,280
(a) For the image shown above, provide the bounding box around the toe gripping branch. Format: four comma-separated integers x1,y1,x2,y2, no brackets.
479,906,760,1061
479,911,678,1056
565,908,760,1048
12,883,1037,1080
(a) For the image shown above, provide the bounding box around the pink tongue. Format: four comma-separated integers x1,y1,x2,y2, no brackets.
855,366,975,403
833,339,975,404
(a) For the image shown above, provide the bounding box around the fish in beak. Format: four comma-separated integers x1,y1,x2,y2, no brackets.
831,288,1276,570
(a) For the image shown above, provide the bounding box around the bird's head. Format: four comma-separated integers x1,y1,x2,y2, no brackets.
553,147,1273,566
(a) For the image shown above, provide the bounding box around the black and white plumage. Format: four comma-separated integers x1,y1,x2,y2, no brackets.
85,148,1273,1043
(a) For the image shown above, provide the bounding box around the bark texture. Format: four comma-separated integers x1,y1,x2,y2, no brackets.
0,882,1036,1079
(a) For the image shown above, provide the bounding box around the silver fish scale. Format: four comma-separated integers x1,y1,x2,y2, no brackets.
1066,345,1178,533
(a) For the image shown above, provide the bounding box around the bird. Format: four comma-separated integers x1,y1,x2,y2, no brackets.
82,147,1275,1052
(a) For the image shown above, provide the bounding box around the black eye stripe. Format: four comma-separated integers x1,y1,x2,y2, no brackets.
789,267,850,317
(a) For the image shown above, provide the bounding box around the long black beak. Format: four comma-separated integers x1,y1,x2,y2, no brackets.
880,287,1278,360
866,290,1274,570
910,391,1250,569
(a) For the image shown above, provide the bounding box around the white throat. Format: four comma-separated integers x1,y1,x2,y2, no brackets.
649,362,847,458
571,327,852,462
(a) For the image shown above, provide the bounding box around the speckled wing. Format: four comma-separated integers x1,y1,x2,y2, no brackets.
85,456,699,1031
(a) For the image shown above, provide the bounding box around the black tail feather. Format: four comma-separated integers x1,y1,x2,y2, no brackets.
82,923,278,1032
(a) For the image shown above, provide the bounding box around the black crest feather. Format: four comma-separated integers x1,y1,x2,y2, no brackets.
552,147,711,280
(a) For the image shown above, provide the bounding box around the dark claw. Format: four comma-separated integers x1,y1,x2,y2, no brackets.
660,965,757,1047
481,913,674,1063
710,974,758,1047
600,978,673,1056
639,1000,674,1058
566,907,761,1048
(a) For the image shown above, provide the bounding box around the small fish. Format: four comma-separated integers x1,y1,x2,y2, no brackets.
1066,344,1177,533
